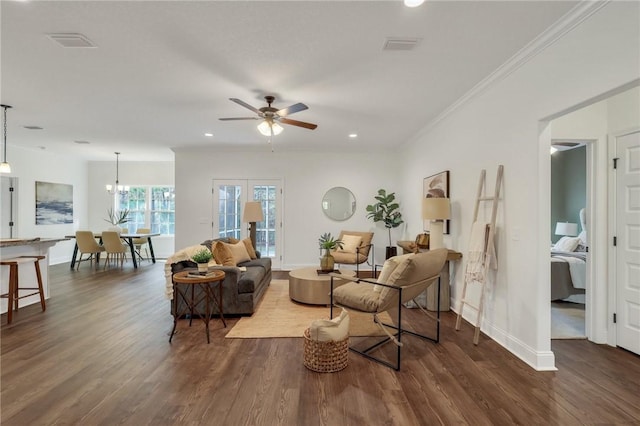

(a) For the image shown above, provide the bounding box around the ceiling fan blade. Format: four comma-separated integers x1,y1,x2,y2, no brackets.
276,102,308,117
219,117,259,121
229,98,261,114
279,117,318,130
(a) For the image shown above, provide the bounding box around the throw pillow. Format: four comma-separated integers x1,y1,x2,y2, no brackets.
226,241,251,265
338,234,362,253
553,236,580,252
242,238,257,259
308,308,350,342
213,241,235,266
373,253,414,292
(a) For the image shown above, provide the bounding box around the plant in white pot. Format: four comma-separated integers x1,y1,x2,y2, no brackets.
191,248,213,273
318,232,343,272
104,207,130,234
365,189,404,259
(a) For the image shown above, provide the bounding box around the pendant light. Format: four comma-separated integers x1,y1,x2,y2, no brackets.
0,104,12,173
106,152,129,194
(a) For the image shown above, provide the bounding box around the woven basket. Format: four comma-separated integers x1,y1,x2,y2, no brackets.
303,328,349,373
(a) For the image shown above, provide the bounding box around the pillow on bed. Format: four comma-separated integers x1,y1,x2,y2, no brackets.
553,236,581,252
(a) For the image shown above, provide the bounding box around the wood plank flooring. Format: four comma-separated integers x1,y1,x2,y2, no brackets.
1,262,639,425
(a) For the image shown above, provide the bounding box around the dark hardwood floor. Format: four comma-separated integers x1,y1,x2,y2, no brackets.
2,262,639,425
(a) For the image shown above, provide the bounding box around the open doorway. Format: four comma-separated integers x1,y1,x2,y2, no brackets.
549,142,588,339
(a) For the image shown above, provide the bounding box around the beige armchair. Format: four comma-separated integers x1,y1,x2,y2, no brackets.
132,228,151,262
330,248,448,370
75,231,105,270
102,231,129,268
330,230,374,276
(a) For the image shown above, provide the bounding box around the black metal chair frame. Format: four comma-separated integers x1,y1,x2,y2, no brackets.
330,274,441,371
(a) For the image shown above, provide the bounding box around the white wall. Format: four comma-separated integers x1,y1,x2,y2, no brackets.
173,148,400,269
87,160,175,258
0,146,88,265
398,2,639,370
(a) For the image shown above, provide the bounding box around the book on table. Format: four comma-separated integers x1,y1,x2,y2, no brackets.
187,271,220,278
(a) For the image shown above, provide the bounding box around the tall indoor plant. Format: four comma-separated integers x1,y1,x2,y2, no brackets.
365,188,404,258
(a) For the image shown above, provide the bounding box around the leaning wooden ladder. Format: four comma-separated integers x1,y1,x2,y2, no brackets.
455,165,504,344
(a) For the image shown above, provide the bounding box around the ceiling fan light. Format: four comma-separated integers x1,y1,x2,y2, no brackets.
257,120,284,136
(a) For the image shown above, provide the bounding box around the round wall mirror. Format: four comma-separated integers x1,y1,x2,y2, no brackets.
322,187,356,221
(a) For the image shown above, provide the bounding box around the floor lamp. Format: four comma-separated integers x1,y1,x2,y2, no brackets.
243,201,264,249
423,197,450,249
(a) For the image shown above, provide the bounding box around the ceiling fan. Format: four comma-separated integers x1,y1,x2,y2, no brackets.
219,95,318,136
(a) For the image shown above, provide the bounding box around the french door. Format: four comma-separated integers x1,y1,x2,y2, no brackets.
213,179,282,269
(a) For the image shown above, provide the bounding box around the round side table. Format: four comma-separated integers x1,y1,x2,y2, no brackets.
170,270,226,344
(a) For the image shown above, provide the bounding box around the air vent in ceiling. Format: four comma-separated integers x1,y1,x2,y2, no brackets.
383,37,421,51
24,126,43,130
47,33,96,48
74,140,91,145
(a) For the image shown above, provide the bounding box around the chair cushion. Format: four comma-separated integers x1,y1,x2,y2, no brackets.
309,309,350,342
373,253,415,292
333,282,380,312
338,234,362,253
331,251,368,264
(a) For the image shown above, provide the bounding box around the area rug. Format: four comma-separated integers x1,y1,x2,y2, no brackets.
225,280,393,339
551,301,586,339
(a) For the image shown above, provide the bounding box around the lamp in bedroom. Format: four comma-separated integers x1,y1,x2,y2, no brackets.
555,222,578,236
423,197,450,249
243,201,264,249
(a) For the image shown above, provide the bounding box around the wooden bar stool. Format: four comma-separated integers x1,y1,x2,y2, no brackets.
0,256,46,324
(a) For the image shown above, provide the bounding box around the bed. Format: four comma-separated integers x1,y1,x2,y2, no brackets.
551,208,587,301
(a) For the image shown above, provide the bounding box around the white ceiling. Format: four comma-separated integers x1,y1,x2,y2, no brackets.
1,1,579,161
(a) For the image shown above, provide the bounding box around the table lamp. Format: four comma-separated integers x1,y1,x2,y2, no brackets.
423,197,450,249
555,222,578,237
243,201,264,248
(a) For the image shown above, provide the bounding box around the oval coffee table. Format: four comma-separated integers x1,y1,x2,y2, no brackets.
288,267,357,305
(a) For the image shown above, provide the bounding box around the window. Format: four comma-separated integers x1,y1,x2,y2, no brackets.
117,186,175,235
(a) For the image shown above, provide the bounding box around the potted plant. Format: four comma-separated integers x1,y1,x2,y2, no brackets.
191,248,213,273
104,207,130,234
318,232,343,272
365,189,404,258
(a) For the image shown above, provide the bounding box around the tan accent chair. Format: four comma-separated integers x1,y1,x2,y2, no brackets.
330,231,374,276
102,231,129,269
75,231,105,270
330,248,448,370
132,228,151,262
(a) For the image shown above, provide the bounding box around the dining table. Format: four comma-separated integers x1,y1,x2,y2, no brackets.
65,232,161,269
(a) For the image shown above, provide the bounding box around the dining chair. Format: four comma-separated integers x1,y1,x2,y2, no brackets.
102,231,129,269
75,231,106,270
132,228,151,263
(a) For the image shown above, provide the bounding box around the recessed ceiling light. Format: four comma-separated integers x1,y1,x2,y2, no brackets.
204,133,213,137
24,126,43,130
349,133,358,138
74,140,90,144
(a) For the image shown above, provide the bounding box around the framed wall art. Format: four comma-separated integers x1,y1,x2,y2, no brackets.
423,170,450,234
35,181,74,225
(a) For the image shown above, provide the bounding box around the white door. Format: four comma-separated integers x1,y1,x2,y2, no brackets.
213,179,282,269
615,130,640,355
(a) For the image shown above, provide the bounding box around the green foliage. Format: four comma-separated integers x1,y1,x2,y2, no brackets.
365,189,404,246
318,232,344,251
104,208,130,225
191,248,212,264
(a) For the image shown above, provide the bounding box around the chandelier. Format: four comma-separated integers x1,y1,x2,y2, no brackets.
106,152,129,195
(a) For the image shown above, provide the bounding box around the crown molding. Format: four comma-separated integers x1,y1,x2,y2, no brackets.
409,1,611,143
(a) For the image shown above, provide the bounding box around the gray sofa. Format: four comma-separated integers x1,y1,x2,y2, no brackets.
170,241,271,316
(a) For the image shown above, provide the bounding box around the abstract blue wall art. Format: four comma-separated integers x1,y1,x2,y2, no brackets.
36,181,73,225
